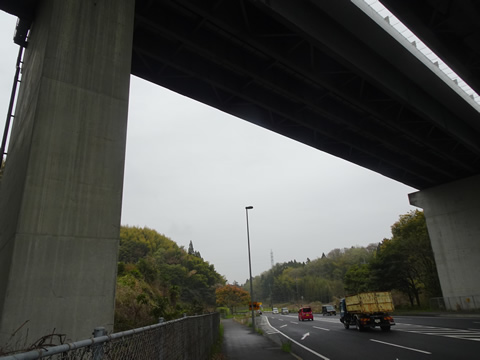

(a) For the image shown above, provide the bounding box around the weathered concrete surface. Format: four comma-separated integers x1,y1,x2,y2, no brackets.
0,0,134,346
409,175,480,310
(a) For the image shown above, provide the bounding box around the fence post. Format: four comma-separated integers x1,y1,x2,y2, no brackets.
92,327,106,360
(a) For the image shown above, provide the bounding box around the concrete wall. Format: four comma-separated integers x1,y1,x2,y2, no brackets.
0,0,134,346
409,175,480,310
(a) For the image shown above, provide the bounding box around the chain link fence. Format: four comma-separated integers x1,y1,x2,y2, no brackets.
0,313,220,360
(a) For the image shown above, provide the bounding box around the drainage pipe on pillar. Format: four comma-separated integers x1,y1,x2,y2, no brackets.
1,42,24,164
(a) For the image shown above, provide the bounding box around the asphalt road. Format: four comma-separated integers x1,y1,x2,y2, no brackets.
262,313,480,360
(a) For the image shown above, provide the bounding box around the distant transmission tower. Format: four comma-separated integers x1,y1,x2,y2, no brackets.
270,249,274,268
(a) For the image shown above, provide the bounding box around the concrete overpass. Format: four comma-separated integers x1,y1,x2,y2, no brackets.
0,0,479,345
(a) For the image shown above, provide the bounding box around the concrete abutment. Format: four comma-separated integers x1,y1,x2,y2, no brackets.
409,174,480,310
0,0,134,346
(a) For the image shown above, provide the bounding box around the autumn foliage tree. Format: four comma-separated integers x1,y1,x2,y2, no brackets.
215,285,250,314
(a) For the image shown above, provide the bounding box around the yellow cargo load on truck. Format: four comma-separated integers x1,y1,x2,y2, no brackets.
345,291,395,314
340,291,395,332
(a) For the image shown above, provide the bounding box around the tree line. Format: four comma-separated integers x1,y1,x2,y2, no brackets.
245,210,441,308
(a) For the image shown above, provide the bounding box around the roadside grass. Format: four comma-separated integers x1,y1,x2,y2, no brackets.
281,341,292,353
233,312,256,326
234,312,264,334
210,323,226,360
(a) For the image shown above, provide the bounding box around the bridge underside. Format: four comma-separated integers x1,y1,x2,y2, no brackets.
3,0,480,190
130,0,480,191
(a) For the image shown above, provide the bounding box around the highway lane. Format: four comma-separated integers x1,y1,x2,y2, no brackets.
394,315,480,330
264,313,480,360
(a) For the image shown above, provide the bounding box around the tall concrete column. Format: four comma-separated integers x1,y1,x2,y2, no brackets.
409,175,480,310
0,0,134,346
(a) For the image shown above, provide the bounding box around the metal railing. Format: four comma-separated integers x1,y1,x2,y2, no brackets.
0,313,220,360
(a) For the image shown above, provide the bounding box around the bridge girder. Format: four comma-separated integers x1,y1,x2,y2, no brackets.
131,0,480,189
1,0,480,190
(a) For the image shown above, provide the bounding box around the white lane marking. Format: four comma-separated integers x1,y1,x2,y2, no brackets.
280,324,287,328
396,323,480,342
444,334,480,339
313,326,330,331
370,339,432,354
290,321,299,325
265,316,330,360
301,332,310,340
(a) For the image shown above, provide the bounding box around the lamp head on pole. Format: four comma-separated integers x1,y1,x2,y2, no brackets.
246,206,253,210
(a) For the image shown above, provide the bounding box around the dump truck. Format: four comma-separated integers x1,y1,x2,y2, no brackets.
339,291,395,331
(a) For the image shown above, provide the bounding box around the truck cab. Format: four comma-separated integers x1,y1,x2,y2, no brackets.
339,298,351,326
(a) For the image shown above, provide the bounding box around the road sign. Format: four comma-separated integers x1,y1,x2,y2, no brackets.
249,302,262,310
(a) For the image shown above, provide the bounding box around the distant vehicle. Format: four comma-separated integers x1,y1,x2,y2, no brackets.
322,305,336,316
340,291,395,331
281,307,289,314
272,307,279,314
298,306,313,321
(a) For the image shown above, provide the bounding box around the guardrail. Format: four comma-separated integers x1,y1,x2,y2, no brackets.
0,313,220,360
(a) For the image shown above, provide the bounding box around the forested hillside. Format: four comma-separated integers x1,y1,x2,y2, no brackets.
115,226,225,330
248,245,377,306
115,210,440,330
247,210,441,309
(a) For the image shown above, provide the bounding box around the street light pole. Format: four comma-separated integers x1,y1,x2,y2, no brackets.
245,205,255,332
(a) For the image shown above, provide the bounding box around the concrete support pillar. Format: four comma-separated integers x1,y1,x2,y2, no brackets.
0,0,134,346
409,175,480,310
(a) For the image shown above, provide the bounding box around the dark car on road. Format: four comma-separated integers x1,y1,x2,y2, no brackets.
322,305,336,316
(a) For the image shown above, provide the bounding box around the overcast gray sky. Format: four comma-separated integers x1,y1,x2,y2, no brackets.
0,11,417,284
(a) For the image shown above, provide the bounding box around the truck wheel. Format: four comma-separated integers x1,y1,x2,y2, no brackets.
381,326,391,332
356,320,364,332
